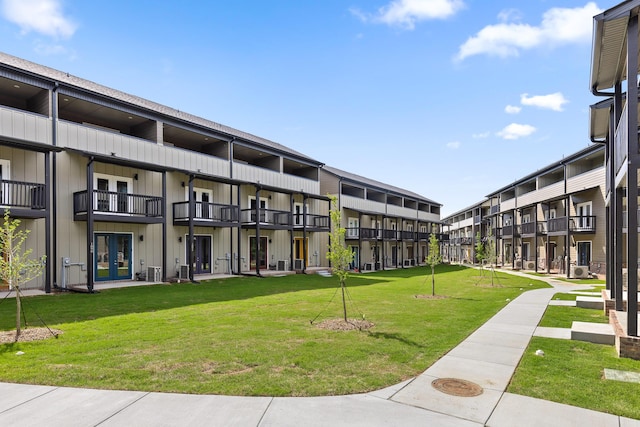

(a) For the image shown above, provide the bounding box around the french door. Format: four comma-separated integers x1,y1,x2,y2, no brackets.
192,235,212,274
95,233,132,281
249,236,268,270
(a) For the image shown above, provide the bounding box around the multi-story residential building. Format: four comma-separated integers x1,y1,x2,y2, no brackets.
443,144,606,279
0,52,334,291
319,166,442,271
589,0,640,341
0,52,443,293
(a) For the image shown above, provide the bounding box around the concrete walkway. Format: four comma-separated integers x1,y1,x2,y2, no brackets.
1,277,639,426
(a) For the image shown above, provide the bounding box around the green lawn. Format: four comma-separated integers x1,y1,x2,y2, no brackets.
0,265,546,396
510,289,640,420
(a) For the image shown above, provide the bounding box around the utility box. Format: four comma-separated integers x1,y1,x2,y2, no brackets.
147,266,162,282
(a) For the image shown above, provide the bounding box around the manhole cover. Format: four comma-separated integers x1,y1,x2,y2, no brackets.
432,378,483,397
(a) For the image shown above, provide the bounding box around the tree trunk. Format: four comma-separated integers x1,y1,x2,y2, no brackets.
15,285,21,342
431,267,435,296
341,280,347,322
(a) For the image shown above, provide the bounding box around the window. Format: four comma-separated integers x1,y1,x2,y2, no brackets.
0,159,11,205
94,173,133,213
575,202,592,230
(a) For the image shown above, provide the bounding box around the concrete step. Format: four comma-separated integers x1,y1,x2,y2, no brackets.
571,321,615,345
576,296,604,310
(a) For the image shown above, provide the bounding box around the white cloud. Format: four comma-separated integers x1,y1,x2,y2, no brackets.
497,123,536,140
447,141,461,149
455,2,601,61
351,0,465,30
520,92,568,112
472,131,490,139
1,0,77,39
505,105,521,114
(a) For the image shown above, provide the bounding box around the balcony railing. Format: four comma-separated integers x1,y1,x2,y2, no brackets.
0,180,46,209
401,231,415,240
569,216,596,233
73,190,163,218
490,204,500,215
345,227,360,239
293,213,330,230
173,202,239,224
241,208,291,226
501,225,520,238
521,221,547,235
459,237,473,245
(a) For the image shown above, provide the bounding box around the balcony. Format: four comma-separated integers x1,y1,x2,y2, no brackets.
401,231,416,240
345,227,360,239
501,225,520,238
460,237,473,245
544,216,597,234
241,208,291,228
0,180,47,218
73,190,164,223
292,213,330,231
173,202,239,227
570,216,596,233
521,221,547,236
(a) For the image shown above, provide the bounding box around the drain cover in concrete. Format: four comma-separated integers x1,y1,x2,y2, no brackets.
431,378,483,397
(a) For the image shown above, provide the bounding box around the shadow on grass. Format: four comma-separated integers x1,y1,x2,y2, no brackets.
367,331,424,348
0,270,400,331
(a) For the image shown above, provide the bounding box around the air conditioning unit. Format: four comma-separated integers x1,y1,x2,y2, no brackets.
147,266,162,282
277,260,289,271
514,260,522,270
571,265,589,279
294,259,304,270
179,264,189,280
526,261,535,270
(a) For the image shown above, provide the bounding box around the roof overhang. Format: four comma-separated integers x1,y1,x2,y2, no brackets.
590,1,640,93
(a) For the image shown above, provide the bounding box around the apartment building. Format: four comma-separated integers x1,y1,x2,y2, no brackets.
0,52,335,291
319,166,442,271
589,0,640,341
443,144,606,279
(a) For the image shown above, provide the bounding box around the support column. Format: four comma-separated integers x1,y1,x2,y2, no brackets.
86,157,94,293
626,14,639,336
44,151,51,293
255,186,262,277
188,175,195,282
161,171,167,282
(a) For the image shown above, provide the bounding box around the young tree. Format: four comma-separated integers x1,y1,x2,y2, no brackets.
475,231,486,275
0,211,46,341
326,196,354,322
426,233,442,296
484,228,498,286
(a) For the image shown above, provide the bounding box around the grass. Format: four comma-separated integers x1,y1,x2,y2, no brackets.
510,287,640,420
509,337,640,420
0,265,547,396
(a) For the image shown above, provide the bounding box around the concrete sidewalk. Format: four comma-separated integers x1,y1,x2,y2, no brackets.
1,279,639,426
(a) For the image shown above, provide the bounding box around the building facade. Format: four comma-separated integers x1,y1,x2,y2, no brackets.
319,166,443,271
0,52,442,292
443,144,606,279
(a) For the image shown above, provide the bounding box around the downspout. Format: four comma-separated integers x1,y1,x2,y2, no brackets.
188,175,195,282
302,192,308,273
229,138,237,274
290,193,294,272
86,157,95,293
255,185,262,277
161,171,167,282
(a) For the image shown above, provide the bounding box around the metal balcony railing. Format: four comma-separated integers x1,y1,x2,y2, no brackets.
73,190,163,217
240,208,291,226
292,213,330,230
0,180,46,209
173,202,239,223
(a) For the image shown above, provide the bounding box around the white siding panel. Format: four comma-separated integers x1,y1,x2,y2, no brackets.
233,163,318,193
535,181,565,201
566,168,605,194
517,192,539,208
341,195,385,214
387,204,417,218
501,199,516,211
0,108,52,145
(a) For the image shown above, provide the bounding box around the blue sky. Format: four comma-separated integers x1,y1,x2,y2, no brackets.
0,0,609,217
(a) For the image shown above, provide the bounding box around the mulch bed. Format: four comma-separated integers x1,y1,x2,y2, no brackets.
0,327,62,344
314,319,374,331
415,294,448,300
